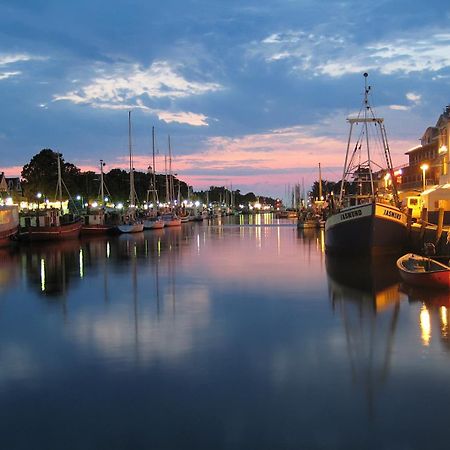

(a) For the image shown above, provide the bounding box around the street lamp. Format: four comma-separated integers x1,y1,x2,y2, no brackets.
420,163,429,192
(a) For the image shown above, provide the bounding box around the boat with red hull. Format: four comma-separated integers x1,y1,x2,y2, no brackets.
19,209,82,241
397,253,450,289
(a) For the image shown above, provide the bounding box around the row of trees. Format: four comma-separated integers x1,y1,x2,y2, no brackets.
20,149,276,206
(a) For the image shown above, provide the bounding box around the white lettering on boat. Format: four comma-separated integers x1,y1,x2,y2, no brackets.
340,209,362,221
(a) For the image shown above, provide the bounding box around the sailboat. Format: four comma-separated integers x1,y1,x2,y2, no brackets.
117,111,144,234
325,73,408,255
19,153,82,241
143,126,164,230
161,135,181,227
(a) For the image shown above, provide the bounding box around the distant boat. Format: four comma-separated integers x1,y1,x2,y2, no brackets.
397,253,450,289
19,154,82,242
325,73,407,255
143,217,164,230
19,208,82,241
161,213,181,227
0,204,19,246
117,222,144,233
116,111,143,234
82,160,116,235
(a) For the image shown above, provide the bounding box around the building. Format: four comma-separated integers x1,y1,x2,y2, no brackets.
0,172,23,201
400,106,450,193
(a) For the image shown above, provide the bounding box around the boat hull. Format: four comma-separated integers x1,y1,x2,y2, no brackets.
143,220,164,230
117,223,144,233
19,220,82,242
325,202,407,256
397,253,450,289
81,224,114,235
0,205,19,246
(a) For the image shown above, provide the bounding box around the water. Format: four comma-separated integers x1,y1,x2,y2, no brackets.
1,214,449,450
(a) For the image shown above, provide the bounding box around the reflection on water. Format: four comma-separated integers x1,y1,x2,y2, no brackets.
326,255,401,418
2,218,450,449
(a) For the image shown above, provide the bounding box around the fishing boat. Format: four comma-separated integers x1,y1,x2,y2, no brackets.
397,253,450,289
81,160,116,235
116,111,144,234
19,154,82,241
325,73,407,255
0,204,19,245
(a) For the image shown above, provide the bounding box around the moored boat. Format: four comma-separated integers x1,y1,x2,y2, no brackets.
397,253,450,289
143,217,164,230
117,222,144,233
161,213,181,227
19,209,82,241
0,204,19,245
325,73,407,255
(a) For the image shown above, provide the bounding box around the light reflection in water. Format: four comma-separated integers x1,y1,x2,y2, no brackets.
40,258,45,292
420,304,431,346
441,306,448,338
79,248,84,279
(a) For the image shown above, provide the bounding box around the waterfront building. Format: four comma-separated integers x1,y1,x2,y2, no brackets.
400,106,450,192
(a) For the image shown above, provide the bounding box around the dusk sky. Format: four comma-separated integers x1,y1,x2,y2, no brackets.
1,0,450,199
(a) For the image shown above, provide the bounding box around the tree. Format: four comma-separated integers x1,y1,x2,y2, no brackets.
21,149,80,201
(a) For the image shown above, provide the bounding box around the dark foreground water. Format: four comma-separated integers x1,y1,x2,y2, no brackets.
1,214,449,450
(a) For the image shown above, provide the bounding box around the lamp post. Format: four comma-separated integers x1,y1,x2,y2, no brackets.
420,163,429,192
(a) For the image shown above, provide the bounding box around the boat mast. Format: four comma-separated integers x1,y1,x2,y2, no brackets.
165,154,169,205
128,110,136,208
318,162,323,200
100,159,105,206
57,152,63,211
363,73,375,201
152,126,158,205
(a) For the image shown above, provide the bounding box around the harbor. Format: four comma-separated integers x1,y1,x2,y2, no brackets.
2,0,450,447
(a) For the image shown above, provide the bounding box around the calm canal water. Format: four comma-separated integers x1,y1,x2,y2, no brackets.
1,214,449,450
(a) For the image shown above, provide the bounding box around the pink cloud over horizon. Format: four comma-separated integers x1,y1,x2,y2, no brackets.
2,126,417,198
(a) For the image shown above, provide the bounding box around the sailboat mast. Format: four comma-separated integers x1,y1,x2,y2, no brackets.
168,135,174,204
165,154,169,204
128,111,135,207
100,159,105,205
152,126,157,202
319,162,323,200
57,153,63,210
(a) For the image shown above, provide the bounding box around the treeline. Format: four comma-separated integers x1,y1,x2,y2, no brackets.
20,149,276,206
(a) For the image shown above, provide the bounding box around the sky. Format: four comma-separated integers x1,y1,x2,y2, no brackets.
1,0,450,200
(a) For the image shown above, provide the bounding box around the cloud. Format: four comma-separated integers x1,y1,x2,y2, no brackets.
0,71,21,80
0,53,35,66
154,110,209,126
254,30,450,77
54,60,221,105
53,60,219,126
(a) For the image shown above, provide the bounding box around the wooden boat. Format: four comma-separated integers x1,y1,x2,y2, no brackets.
0,205,19,246
81,209,115,235
396,253,450,289
19,209,82,241
325,74,407,255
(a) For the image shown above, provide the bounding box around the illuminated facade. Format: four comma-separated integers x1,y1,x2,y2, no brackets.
401,106,450,191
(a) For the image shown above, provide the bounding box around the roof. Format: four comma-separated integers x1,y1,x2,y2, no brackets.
405,140,438,155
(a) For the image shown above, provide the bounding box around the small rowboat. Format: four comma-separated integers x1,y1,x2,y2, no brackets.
396,253,450,289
